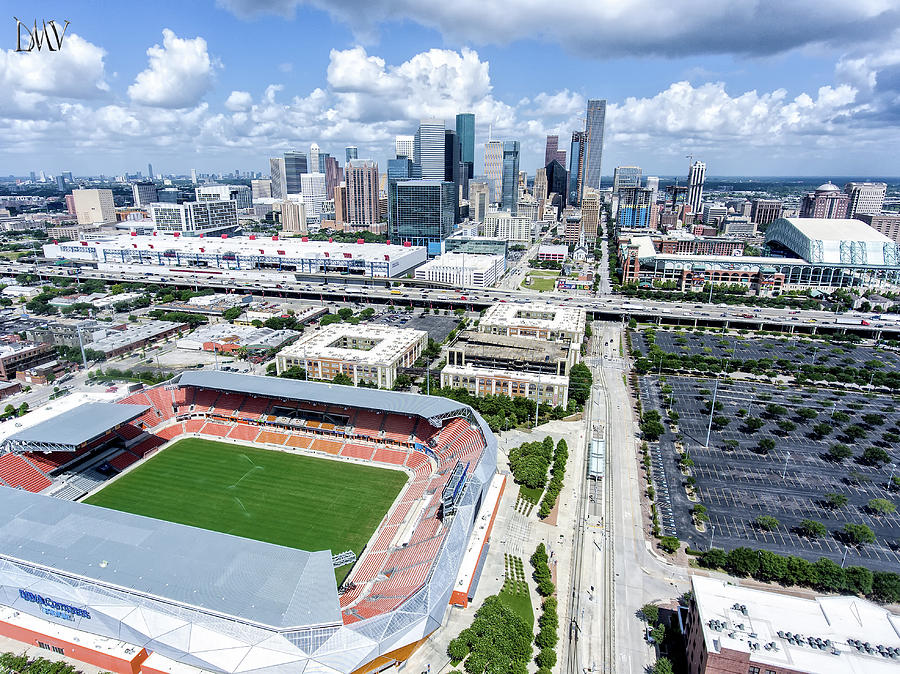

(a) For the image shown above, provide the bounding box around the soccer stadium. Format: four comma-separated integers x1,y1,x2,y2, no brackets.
0,371,499,674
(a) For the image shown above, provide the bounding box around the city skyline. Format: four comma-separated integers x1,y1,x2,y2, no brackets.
2,0,900,177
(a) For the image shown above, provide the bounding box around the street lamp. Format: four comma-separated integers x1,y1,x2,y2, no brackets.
709,523,716,551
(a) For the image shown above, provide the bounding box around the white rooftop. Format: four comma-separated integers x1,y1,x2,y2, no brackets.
692,575,900,674
418,252,502,271
480,302,586,337
784,217,893,243
279,324,426,366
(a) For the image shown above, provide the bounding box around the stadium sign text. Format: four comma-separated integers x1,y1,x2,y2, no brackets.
19,589,91,621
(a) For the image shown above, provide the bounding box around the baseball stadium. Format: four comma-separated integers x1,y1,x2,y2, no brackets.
0,371,500,674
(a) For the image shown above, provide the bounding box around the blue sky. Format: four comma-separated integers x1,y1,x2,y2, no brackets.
3,0,900,178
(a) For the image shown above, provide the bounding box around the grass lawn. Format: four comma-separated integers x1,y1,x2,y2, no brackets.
518,484,544,505
85,438,408,562
500,554,534,629
521,271,559,292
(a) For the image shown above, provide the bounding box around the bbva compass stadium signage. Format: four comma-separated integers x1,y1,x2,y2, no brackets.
19,589,91,621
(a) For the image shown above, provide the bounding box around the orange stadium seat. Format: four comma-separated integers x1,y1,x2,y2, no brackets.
0,454,51,492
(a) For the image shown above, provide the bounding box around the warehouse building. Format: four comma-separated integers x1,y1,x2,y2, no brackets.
176,324,300,354
414,253,505,288
42,236,427,278
275,324,427,388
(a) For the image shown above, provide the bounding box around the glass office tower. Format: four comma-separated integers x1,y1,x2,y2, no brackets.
500,140,520,215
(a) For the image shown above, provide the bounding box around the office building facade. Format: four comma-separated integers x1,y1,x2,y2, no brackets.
345,146,358,164
483,141,503,203
323,156,342,200
196,184,252,210
251,179,272,200
395,135,414,159
469,182,490,223
309,144,320,177
533,168,548,202
269,158,287,200
300,173,327,225
72,189,115,225
150,200,239,236
346,160,379,225
568,131,585,206
582,99,607,193
613,166,642,192
750,199,783,225
844,181,887,217
545,160,568,215
388,180,454,246
687,160,706,216
132,182,157,207
283,151,308,194
444,129,462,221
581,189,601,240
455,113,475,198
500,141,520,215
414,120,445,180
617,187,654,229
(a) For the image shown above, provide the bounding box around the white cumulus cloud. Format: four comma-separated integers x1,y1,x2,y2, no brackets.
128,29,217,108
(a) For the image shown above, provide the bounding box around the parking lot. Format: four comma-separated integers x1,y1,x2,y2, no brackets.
637,374,900,571
370,310,460,342
631,329,900,373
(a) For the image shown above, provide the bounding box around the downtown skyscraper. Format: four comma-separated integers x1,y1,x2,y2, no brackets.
414,119,446,180
582,99,607,194
483,140,503,203
687,160,706,215
500,140,520,216
455,113,475,198
283,150,308,194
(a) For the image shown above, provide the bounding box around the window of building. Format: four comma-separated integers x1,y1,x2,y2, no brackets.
748,667,760,674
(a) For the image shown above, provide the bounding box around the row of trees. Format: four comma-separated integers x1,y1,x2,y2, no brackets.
620,283,823,310
0,652,84,674
88,367,173,385
635,343,900,389
531,544,559,672
432,387,567,432
538,439,568,519
697,547,900,603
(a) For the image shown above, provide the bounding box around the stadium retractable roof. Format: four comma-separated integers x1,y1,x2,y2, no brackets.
176,370,475,427
1,402,149,454
0,488,342,630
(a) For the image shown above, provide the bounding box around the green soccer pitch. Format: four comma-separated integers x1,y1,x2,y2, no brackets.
84,438,408,564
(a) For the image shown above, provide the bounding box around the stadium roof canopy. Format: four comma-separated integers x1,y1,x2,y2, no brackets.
0,488,342,629
176,370,473,426
765,217,900,266
1,402,149,454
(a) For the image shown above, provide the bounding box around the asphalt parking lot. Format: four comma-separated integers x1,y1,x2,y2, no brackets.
631,329,900,373
637,374,900,571
370,310,460,342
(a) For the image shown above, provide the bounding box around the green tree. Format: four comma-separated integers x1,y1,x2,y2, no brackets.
872,572,900,603
866,498,896,516
743,417,764,432
332,373,353,386
17,402,28,417
797,519,827,539
811,422,833,438
756,437,775,455
813,558,846,592
845,566,874,596
652,658,674,674
320,313,341,326
755,515,780,531
843,523,876,547
796,407,818,421
757,550,788,582
658,536,679,554
860,446,890,466
698,548,727,570
823,492,849,509
279,366,306,380
827,443,853,462
222,306,242,321
776,419,797,434
726,547,760,577
640,603,660,624
337,307,354,320
568,363,593,405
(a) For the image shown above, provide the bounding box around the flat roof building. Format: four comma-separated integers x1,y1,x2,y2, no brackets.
479,302,586,346
72,189,115,226
0,341,55,381
176,324,299,353
414,252,505,288
88,320,186,358
275,323,427,388
538,244,569,261
766,217,900,265
42,236,426,278
149,200,239,237
685,575,900,674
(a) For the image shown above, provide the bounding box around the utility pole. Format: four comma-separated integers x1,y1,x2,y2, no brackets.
781,451,791,480
76,324,88,371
